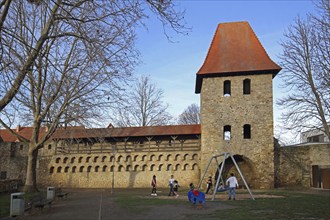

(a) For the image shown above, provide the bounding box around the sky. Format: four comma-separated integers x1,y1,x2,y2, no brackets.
134,0,315,142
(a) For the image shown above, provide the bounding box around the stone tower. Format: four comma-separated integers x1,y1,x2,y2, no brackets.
195,21,281,189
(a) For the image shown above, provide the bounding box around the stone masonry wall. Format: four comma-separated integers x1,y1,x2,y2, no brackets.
200,74,274,189
277,144,330,188
37,147,201,189
0,143,28,180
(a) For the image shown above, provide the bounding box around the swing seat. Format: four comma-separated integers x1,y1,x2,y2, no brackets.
217,186,229,192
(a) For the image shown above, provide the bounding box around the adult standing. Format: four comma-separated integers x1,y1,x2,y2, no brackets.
168,175,175,196
226,173,239,200
151,175,157,196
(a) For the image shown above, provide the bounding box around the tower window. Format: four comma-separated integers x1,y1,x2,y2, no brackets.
243,124,251,139
224,125,231,141
224,80,231,96
243,79,251,94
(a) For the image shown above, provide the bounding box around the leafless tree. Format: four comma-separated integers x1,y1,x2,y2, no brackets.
177,103,200,125
0,0,187,191
111,75,173,127
277,0,330,142
0,0,50,112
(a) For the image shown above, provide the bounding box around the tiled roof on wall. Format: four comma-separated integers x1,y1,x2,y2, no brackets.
0,124,201,142
195,21,281,93
0,126,46,142
51,124,201,140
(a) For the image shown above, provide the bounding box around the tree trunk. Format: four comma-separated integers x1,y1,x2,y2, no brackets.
23,147,39,192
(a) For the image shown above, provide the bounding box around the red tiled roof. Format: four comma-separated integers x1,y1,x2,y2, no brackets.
0,125,201,142
0,126,46,142
0,126,85,142
195,21,281,93
51,124,201,140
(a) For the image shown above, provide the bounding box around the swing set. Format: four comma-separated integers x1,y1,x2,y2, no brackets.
198,152,255,201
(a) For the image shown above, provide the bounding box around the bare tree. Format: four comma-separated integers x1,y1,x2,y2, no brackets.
0,0,187,191
111,75,172,127
277,0,330,141
177,103,200,125
0,0,50,112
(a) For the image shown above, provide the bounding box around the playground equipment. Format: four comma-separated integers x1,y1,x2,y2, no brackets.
198,152,255,201
187,189,205,209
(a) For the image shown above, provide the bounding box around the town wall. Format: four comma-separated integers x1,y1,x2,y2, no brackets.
276,144,330,188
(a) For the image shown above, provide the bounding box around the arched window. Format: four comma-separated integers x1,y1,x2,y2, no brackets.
134,165,139,171
94,156,99,162
192,163,198,170
102,156,107,162
183,164,189,171
117,155,122,162
141,155,147,161
87,166,92,172
166,154,172,161
142,165,147,171
133,155,138,162
86,156,91,163
224,80,231,96
150,154,155,161
192,154,198,160
243,124,251,139
126,165,131,171
224,125,231,141
158,164,163,171
118,165,123,172
126,155,131,162
78,157,83,163
72,166,76,173
95,166,100,172
175,164,180,171
110,156,114,162
110,165,114,172
243,79,251,95
49,167,54,174
71,157,76,163
167,164,172,171
79,166,84,172
158,155,163,161
64,166,69,173
63,157,68,163
183,154,189,161
57,167,62,173
102,165,107,172
150,164,155,171
55,158,61,163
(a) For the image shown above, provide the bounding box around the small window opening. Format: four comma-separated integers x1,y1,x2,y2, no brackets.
243,79,251,94
243,124,251,139
224,125,231,141
224,80,231,96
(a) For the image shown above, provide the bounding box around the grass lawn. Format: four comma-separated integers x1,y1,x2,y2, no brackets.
0,188,329,219
209,190,330,220
114,188,330,220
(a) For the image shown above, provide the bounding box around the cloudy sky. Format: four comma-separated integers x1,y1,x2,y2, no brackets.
135,0,315,142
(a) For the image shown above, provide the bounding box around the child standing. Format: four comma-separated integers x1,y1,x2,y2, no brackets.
151,175,157,196
173,180,180,198
205,176,213,194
